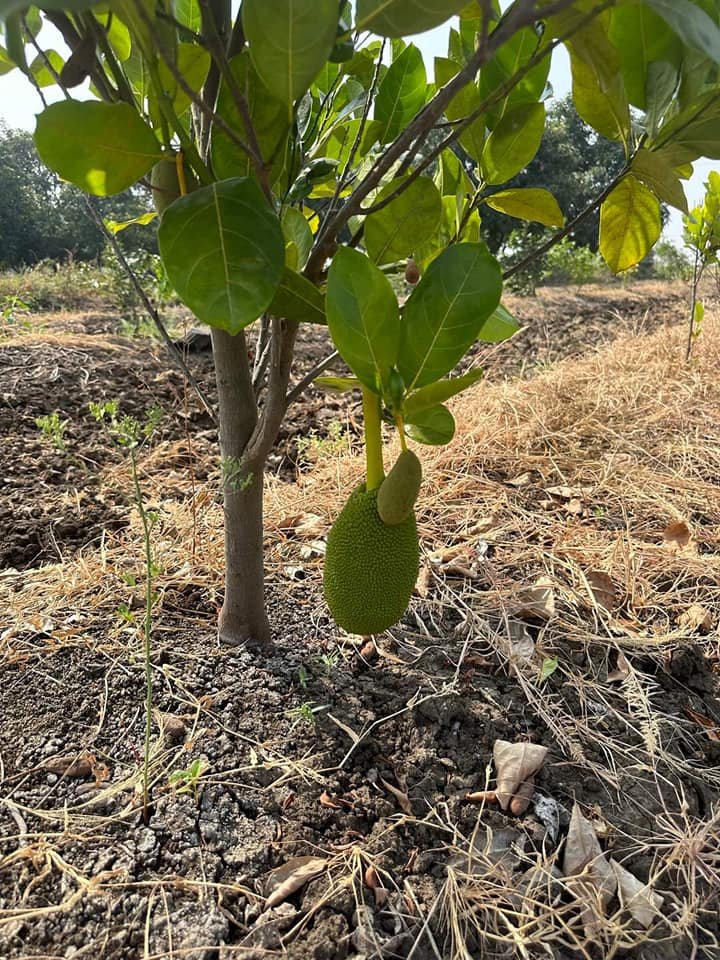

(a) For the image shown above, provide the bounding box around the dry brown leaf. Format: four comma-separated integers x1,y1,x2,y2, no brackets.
414,564,432,598
610,859,664,928
508,620,535,661
493,740,547,812
678,604,714,634
294,513,326,538
507,472,532,487
380,778,413,815
662,520,692,549
565,498,584,515
509,777,535,816
516,576,555,621
319,791,341,809
264,856,327,910
563,804,616,909
683,707,720,742
44,753,94,779
607,650,630,683
586,571,616,612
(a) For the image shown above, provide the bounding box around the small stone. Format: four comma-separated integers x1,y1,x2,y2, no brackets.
46,773,58,785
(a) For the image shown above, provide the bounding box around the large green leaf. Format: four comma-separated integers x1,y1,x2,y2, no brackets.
29,49,65,87
631,149,688,213
1,0,93,17
599,175,662,273
405,403,455,445
646,0,720,64
269,267,326,324
481,103,545,185
326,246,401,392
365,175,442,265
485,188,565,227
434,56,485,160
242,0,337,106
398,243,502,390
158,178,285,334
211,51,290,184
404,369,483,418
374,43,427,143
172,0,201,33
281,207,313,270
34,101,161,196
322,118,382,167
608,3,681,109
356,0,467,37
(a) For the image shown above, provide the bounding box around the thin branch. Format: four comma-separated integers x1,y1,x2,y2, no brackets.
251,315,272,394
84,199,217,425
245,317,299,468
286,350,340,406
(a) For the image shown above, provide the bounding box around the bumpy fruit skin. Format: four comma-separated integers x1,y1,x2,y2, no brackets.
151,159,197,214
324,485,419,635
377,450,422,526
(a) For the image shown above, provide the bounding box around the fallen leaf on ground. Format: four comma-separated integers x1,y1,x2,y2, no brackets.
509,776,535,815
607,650,630,683
507,472,532,487
264,856,327,910
364,864,390,905
428,543,481,579
586,571,616,612
415,564,432,598
493,740,547,812
545,484,591,500
516,576,556,621
43,753,94,779
380,777,413,815
683,707,720,741
466,789,498,804
662,520,692,550
563,804,616,905
678,604,713,634
610,859,664,928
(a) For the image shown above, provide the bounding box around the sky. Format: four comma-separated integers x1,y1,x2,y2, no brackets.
0,18,714,245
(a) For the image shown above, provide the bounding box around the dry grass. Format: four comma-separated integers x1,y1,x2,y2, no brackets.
2,310,720,957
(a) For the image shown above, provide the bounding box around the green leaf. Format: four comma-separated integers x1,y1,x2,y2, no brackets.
322,118,382,167
156,42,210,117
326,246,401,392
608,3,681,109
485,188,565,227
599,175,662,274
158,177,285,334
478,26,550,126
481,103,545,185
631,149,688,213
0,45,14,76
374,43,427,143
315,375,360,392
105,212,158,234
434,56,485,160
365,175,442,265
405,403,455,445
398,243,502,390
29,49,65,87
404,368,483,418
645,0,720,64
242,0,338,106
356,0,468,37
1,0,94,19
568,51,630,143
540,657,558,681
479,302,519,343
269,267,326,324
172,0,201,33
281,207,313,270
211,51,290,185
34,101,162,196
644,61,681,137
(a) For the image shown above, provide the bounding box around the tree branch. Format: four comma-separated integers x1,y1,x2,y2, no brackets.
286,349,340,406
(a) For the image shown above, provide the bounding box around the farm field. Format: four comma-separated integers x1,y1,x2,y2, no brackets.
1,280,719,959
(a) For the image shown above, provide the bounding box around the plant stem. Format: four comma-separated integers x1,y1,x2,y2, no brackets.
686,249,703,362
362,387,385,491
129,447,154,823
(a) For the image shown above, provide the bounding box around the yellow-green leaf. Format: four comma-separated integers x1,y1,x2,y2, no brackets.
599,175,662,274
485,188,565,227
631,149,688,213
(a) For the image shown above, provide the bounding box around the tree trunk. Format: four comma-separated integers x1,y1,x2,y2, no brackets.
211,328,271,650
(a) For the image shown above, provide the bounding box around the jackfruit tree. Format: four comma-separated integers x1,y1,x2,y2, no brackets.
3,0,719,649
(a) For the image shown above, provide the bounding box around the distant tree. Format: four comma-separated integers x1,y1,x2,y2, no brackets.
483,96,627,254
0,123,153,268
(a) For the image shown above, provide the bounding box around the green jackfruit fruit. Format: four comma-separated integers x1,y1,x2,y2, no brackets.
151,159,197,214
324,485,419,635
377,450,422,526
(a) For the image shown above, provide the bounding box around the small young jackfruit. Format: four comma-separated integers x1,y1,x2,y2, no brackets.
151,159,197,214
377,450,422,525
324,485,419,635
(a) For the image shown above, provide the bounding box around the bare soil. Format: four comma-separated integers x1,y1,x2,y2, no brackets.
1,280,719,960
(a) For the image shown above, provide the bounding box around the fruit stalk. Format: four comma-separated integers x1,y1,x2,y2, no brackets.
362,386,385,490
